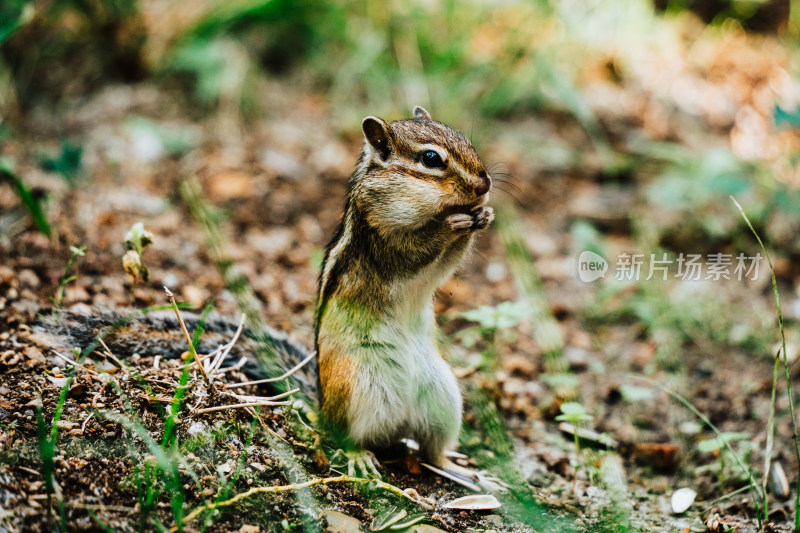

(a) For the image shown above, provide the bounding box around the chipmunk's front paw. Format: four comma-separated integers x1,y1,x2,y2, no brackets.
471,206,494,231
330,449,382,479
446,213,475,233
446,207,494,234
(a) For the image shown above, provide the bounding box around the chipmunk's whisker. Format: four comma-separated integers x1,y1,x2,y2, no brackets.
491,185,525,208
492,184,518,199
492,178,522,195
491,172,517,182
487,161,513,176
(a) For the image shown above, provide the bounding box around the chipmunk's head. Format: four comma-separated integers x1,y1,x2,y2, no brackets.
352,106,491,233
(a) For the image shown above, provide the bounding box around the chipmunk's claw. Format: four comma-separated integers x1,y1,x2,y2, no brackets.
470,206,494,231
330,449,382,479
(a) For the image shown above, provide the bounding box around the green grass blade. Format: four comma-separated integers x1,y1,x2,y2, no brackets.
731,195,797,527
494,201,577,399
0,159,51,236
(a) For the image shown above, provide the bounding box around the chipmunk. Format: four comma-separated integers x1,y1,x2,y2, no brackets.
315,106,493,474
34,106,495,488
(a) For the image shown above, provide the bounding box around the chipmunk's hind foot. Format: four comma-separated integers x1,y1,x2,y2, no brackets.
330,448,382,479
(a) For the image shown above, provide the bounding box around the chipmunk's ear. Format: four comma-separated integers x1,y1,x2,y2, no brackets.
413,106,432,120
362,116,393,161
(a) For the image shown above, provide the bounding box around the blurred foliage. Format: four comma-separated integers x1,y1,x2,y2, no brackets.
39,140,83,185
0,0,798,250
0,158,51,236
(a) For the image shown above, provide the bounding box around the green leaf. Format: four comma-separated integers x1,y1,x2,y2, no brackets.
40,140,83,184
0,0,33,46
775,105,800,128
556,401,593,422
698,432,751,453
461,301,528,331
0,159,51,236
619,384,655,403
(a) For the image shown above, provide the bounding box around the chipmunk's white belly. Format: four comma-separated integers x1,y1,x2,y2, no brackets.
346,309,462,452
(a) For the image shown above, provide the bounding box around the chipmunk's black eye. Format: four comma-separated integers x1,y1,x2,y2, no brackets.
421,150,445,169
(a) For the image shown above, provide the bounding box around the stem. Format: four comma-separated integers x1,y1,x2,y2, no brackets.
174,476,420,532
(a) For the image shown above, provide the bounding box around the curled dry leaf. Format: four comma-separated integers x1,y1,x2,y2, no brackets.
444,494,502,510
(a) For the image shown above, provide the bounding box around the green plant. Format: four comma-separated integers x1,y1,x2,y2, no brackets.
123,222,153,285
0,0,33,46
39,140,83,185
36,393,68,530
0,158,51,236
96,299,211,531
52,245,86,308
556,402,594,451
697,432,756,492
494,202,578,399
638,375,766,529
555,401,594,487
197,413,259,532
732,197,798,529
37,304,192,530
460,300,528,400
102,409,192,531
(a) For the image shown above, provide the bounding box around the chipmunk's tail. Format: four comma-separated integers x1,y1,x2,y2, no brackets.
35,308,318,397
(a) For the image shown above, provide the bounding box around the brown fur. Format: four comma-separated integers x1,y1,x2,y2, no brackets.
317,335,354,427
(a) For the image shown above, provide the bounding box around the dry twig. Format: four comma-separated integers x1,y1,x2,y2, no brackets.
164,286,211,383
225,352,315,389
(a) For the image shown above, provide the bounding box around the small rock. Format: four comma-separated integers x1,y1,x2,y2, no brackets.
47,376,69,388
24,346,46,364
485,261,507,282
565,347,592,371
68,384,88,398
17,269,40,289
63,285,91,305
182,285,208,308
187,421,208,436
501,354,536,376
55,420,78,430
207,170,253,201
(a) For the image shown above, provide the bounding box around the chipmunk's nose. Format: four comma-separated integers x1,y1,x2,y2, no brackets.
475,171,491,196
